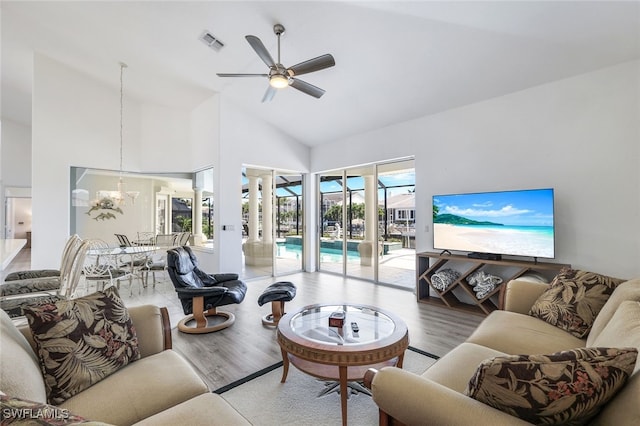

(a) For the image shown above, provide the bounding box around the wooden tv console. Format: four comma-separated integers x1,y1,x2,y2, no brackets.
416,251,570,315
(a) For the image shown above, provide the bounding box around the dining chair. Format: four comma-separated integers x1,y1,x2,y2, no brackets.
1,235,83,298
136,231,155,246
3,234,82,282
0,239,90,318
176,232,191,246
82,239,133,295
142,234,176,286
115,233,133,247
155,234,177,246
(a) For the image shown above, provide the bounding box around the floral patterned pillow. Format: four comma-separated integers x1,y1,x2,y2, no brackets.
464,347,637,425
529,268,625,338
22,287,140,405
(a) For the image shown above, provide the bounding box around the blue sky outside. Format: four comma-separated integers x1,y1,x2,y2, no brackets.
433,188,554,227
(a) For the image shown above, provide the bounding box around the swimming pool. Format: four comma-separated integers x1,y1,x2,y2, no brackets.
276,243,360,262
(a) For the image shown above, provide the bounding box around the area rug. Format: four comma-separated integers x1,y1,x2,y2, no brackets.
216,347,438,426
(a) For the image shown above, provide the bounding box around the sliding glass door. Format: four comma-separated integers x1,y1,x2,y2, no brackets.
317,159,415,288
376,160,416,288
241,167,304,279
318,171,345,274
274,171,303,275
344,166,375,281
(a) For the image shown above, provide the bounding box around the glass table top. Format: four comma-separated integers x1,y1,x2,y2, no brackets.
290,304,395,346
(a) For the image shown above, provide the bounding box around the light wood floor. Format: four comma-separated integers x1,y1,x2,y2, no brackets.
5,249,484,390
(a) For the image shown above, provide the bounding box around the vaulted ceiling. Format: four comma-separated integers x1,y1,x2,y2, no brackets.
2,1,639,147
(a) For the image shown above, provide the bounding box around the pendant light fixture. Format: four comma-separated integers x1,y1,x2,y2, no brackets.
114,62,127,206
115,62,139,205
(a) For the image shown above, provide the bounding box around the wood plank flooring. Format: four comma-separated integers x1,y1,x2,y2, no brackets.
5,249,484,391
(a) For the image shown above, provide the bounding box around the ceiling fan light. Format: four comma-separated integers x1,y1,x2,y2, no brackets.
269,74,289,89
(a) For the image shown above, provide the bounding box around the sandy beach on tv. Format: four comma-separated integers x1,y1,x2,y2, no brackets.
433,223,554,258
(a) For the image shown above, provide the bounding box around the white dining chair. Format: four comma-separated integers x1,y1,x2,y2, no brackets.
82,239,133,295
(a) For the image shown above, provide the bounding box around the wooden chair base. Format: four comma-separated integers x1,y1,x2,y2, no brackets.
178,302,235,334
262,300,286,327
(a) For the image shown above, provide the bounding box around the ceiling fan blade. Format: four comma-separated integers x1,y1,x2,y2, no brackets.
262,85,277,103
216,73,268,77
290,78,326,98
288,54,335,76
246,35,276,67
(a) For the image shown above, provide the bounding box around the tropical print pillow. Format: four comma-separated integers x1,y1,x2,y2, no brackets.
529,268,625,338
22,287,140,405
464,347,637,425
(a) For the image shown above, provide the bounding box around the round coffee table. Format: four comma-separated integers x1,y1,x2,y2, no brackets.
276,303,409,426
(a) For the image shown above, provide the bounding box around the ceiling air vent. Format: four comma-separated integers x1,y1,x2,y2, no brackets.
200,31,224,52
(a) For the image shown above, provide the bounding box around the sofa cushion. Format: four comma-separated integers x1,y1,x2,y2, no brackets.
529,268,624,338
132,393,251,426
587,278,640,346
588,301,640,425
592,301,640,371
59,350,208,425
464,347,638,425
0,394,111,425
466,310,586,355
0,309,48,403
421,342,508,393
22,287,140,405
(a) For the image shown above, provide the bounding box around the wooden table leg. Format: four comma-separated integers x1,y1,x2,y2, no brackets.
396,352,405,368
339,365,348,426
280,348,290,383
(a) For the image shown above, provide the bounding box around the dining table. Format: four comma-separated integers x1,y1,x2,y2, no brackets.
87,245,161,287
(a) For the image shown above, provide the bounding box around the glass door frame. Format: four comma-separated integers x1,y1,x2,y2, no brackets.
316,158,416,287
316,166,380,281
241,166,305,279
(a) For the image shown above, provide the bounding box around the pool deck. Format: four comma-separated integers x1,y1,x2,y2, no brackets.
243,237,416,290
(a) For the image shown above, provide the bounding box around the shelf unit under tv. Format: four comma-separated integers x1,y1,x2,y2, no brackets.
416,251,570,315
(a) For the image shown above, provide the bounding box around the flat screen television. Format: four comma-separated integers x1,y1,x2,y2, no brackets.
433,188,555,259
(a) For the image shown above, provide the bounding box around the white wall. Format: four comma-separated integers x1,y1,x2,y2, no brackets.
32,55,144,267
30,55,308,274
312,60,640,279
1,119,31,187
190,96,219,172
216,98,309,272
139,104,191,172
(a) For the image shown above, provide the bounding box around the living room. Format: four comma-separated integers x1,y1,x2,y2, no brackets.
1,1,639,425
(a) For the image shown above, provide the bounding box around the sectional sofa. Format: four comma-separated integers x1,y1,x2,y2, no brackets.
1,304,250,425
366,275,640,425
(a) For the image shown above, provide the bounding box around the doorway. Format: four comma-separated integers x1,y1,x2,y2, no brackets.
241,166,304,279
4,186,33,248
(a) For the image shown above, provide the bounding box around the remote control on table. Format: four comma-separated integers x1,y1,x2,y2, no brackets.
351,322,359,333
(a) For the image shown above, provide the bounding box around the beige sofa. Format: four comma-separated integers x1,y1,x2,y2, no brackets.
366,278,640,425
0,305,250,425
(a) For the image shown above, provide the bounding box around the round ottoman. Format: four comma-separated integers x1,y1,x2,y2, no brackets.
257,281,297,326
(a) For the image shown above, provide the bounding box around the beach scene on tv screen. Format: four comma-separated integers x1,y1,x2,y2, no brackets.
433,189,555,258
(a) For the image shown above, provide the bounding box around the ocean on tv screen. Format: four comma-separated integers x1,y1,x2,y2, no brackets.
432,188,555,258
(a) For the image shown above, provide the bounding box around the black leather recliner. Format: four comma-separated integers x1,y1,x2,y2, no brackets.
167,246,247,333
